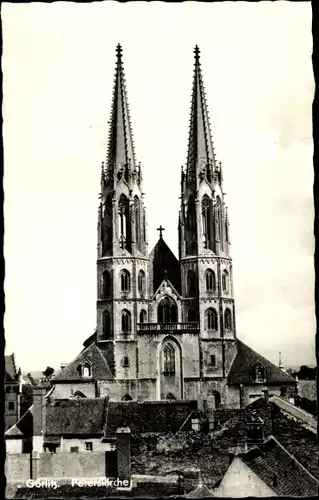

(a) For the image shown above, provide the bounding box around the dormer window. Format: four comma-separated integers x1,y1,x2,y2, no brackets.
254,363,266,383
77,360,92,378
82,366,91,378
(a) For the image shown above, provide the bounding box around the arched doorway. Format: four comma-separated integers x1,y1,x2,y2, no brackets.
159,337,182,400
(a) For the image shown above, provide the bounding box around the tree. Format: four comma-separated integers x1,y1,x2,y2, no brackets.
42,366,55,378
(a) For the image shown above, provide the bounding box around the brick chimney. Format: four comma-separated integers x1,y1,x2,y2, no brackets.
32,385,47,452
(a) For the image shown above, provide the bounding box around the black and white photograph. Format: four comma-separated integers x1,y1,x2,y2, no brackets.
2,1,316,498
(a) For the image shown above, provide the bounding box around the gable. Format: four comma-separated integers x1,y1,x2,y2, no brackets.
51,343,113,382
227,340,297,385
149,238,181,293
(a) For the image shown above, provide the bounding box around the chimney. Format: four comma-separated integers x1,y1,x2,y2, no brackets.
278,352,284,371
60,362,66,370
32,385,47,452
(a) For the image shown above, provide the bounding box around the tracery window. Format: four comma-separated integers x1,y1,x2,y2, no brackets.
157,296,178,323
206,308,218,330
139,309,147,324
163,343,175,374
134,196,140,247
187,270,197,297
102,270,111,298
138,270,146,295
222,270,229,293
118,194,130,250
121,270,131,293
224,308,232,330
202,195,212,249
121,310,131,333
206,269,216,292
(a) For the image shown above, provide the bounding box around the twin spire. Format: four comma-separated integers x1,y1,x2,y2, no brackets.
105,44,136,182
104,44,218,187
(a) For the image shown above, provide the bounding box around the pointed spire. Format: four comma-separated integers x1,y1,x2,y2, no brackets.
186,46,216,185
106,44,136,180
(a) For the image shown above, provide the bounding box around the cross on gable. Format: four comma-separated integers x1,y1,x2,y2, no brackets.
157,225,165,239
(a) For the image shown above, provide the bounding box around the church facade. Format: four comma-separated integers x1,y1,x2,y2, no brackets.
51,45,296,409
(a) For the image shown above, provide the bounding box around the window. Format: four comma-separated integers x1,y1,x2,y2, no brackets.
120,270,130,293
70,446,79,453
202,195,212,249
163,343,175,374
82,365,92,378
212,391,221,410
8,401,15,411
166,393,176,400
102,195,113,254
121,310,131,333
186,196,197,255
139,309,147,324
206,308,218,330
206,269,216,292
254,364,266,383
224,308,232,330
5,386,11,394
216,196,223,252
209,355,216,367
122,356,129,368
122,394,132,401
187,270,197,297
134,196,140,247
157,296,178,323
102,310,111,339
85,442,93,452
138,270,146,295
118,194,130,250
102,270,111,298
222,270,229,293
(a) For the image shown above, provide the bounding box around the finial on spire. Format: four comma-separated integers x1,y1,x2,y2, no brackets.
157,225,165,239
194,45,200,61
116,43,123,59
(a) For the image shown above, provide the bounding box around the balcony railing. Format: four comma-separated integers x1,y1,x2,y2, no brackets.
137,322,200,333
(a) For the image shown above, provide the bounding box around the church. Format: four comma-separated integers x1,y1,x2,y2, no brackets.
51,45,296,409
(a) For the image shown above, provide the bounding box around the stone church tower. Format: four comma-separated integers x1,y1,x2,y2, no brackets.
51,45,296,409
96,44,150,379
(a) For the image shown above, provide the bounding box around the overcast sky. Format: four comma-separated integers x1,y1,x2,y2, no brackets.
3,1,314,372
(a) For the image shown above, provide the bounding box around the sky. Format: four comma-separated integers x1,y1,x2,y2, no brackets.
2,1,314,372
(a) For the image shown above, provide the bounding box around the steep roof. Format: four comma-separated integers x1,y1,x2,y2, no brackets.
240,435,319,497
5,354,18,382
187,482,214,498
149,237,181,293
227,340,296,385
45,398,108,436
5,406,34,439
51,342,113,382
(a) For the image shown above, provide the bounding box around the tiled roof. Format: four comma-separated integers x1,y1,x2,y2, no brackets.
149,237,181,293
240,435,319,497
5,406,34,439
5,354,18,382
227,340,296,385
5,424,24,438
45,397,108,436
51,342,113,381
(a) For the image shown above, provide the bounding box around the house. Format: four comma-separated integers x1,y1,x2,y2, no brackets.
5,354,22,431
214,435,319,497
49,44,297,408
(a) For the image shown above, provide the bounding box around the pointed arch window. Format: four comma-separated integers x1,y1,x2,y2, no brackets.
118,194,130,250
139,309,147,324
205,269,216,292
120,270,131,293
158,296,178,323
202,195,212,249
216,196,223,251
103,195,113,254
134,196,140,247
138,270,146,295
122,394,133,401
102,310,111,339
186,196,197,255
121,310,131,333
163,343,175,374
187,270,197,297
224,308,232,330
206,308,218,330
102,270,112,298
222,270,229,293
